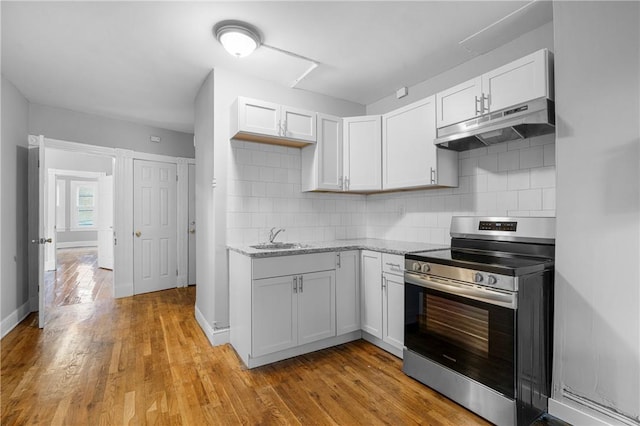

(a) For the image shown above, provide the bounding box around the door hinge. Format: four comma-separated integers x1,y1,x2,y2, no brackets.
176,175,178,182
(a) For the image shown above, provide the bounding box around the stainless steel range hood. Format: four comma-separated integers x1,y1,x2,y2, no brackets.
435,97,555,151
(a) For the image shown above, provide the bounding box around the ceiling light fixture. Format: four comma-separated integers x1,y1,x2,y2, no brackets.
214,20,262,58
212,20,320,88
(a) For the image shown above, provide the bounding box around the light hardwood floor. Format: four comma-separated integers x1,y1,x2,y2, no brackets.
1,249,489,425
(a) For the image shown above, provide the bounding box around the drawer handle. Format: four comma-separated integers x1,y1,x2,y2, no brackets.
385,262,401,269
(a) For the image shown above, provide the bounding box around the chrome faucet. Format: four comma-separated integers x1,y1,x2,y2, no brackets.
269,227,285,243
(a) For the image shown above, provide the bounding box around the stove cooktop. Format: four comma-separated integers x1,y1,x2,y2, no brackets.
406,248,554,277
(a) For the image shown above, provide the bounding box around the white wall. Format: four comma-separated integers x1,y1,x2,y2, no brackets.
29,103,195,159
193,70,216,342
210,68,365,332
551,2,640,424
1,75,30,335
367,21,554,115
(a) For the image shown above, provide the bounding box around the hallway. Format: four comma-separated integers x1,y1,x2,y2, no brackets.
45,247,112,309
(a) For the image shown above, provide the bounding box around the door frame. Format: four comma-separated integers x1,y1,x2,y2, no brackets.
28,135,194,302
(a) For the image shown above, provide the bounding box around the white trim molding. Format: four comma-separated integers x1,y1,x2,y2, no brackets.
1,301,32,338
549,396,635,426
176,158,189,287
195,305,230,346
114,148,134,298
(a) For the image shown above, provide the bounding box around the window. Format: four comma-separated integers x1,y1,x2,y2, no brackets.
70,181,98,230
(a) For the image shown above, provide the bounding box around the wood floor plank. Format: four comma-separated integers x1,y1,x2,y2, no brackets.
2,248,492,426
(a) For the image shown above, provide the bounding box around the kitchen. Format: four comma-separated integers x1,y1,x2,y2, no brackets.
1,2,638,426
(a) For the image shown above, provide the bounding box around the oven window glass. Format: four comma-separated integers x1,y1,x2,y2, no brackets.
405,283,515,397
424,294,489,357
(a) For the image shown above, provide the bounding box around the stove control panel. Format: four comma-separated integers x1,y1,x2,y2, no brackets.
404,259,516,292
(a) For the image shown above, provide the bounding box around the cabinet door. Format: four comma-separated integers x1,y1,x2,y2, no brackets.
317,114,343,191
282,105,317,142
237,97,281,137
360,251,382,339
383,273,405,352
297,271,336,346
436,76,482,128
344,116,382,191
483,49,551,113
336,251,360,335
382,96,437,189
252,275,297,357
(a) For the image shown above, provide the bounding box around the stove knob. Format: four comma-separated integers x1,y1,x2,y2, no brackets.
412,262,421,272
421,263,431,273
487,275,497,286
474,272,484,283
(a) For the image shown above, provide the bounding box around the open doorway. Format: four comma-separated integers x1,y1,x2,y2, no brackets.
43,148,114,317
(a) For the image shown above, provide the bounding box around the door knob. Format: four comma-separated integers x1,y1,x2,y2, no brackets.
189,229,195,234
135,231,141,237
44,238,52,244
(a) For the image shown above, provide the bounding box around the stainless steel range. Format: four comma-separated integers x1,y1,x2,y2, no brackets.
403,216,555,426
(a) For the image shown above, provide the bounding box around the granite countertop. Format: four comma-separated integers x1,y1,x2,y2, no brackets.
227,238,448,258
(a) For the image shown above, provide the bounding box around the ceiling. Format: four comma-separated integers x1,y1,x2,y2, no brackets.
1,1,552,133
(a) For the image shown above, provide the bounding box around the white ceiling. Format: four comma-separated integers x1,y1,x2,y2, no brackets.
1,1,552,133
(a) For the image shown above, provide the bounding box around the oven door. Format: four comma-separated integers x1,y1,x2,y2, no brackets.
404,271,516,398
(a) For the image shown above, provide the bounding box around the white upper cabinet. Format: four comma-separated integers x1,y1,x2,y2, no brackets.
482,49,553,113
383,96,458,189
436,77,483,128
343,115,382,192
301,113,343,192
281,105,317,142
236,97,281,137
436,49,553,128
231,97,316,147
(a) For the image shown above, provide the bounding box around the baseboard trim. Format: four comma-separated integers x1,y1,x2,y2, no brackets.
194,305,229,346
57,241,98,249
549,397,624,426
362,331,403,359
1,301,33,338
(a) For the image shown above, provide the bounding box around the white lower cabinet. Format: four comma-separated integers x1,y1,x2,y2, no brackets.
360,250,383,338
360,251,405,358
252,275,297,357
230,251,357,369
252,270,336,357
336,251,360,335
382,271,404,353
230,249,406,367
297,271,336,345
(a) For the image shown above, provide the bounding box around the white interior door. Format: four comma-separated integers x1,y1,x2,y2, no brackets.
133,160,177,294
98,175,114,270
45,169,56,271
28,136,47,328
187,164,196,285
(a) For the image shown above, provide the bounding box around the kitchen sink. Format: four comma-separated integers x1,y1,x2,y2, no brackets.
250,242,311,250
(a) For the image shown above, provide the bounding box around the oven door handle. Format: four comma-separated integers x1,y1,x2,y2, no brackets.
404,272,517,309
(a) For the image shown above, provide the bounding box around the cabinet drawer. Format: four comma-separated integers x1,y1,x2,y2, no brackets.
253,252,336,280
382,253,404,275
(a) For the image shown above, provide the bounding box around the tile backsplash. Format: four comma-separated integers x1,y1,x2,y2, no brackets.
227,133,555,246
228,140,367,245
367,133,556,244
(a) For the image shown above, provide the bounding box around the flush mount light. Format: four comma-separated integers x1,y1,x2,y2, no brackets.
214,20,262,58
